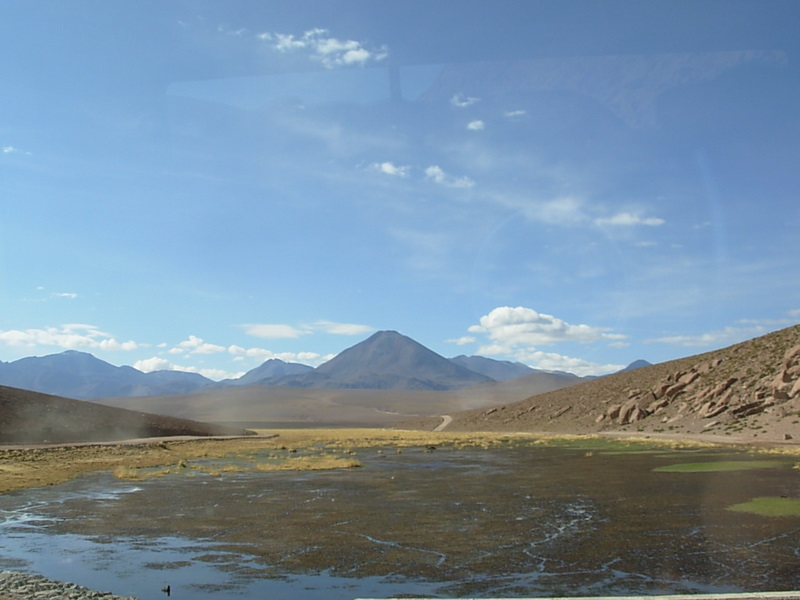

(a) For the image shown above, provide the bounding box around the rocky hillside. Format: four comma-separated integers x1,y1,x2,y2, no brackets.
411,325,800,444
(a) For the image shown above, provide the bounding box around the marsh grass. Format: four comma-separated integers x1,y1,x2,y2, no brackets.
5,427,793,493
728,496,800,517
653,460,789,473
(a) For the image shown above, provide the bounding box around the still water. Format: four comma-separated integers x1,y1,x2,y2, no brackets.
1,441,799,599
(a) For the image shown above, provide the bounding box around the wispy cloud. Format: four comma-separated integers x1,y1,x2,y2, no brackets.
244,323,307,339
371,161,410,177
466,120,485,131
0,324,139,351
309,320,374,336
244,320,374,339
266,28,388,69
521,196,588,226
52,292,78,299
424,165,475,188
217,25,248,37
594,212,665,227
389,228,454,273
503,110,526,118
447,336,476,346
450,93,479,107
2,145,31,156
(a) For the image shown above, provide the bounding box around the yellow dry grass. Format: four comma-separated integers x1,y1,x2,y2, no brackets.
0,427,777,494
112,465,143,481
254,455,362,471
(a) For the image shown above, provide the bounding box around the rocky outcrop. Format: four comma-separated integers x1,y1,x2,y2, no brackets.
611,342,800,429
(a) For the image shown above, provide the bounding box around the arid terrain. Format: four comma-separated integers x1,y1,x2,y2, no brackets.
0,385,252,445
405,324,800,445
1,325,800,495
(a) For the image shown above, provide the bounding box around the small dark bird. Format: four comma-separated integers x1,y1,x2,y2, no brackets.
161,584,171,596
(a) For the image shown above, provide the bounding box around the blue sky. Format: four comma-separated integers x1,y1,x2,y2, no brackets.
1,1,799,379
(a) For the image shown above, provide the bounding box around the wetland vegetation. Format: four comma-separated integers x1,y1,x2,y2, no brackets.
2,430,800,599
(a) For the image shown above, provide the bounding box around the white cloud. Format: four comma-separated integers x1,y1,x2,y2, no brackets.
0,324,138,352
504,110,526,118
309,320,374,336
244,323,307,339
514,349,623,377
424,165,475,188
522,196,588,226
466,120,485,131
267,28,387,69
52,292,77,299
194,366,247,380
594,212,665,227
469,306,627,347
371,161,410,177
450,93,479,107
2,146,31,155
218,25,247,37
447,336,476,346
244,320,373,339
465,307,626,376
134,357,175,372
174,335,226,354
134,356,244,380
227,344,332,367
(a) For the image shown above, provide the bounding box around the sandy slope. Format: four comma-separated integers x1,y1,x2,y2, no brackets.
0,385,251,445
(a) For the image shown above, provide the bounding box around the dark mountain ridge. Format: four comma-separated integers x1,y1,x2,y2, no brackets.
218,358,313,387
449,355,535,381
265,331,494,390
0,351,211,400
0,330,625,399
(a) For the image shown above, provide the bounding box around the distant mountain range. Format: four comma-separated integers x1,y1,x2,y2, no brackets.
262,331,494,390
0,330,649,400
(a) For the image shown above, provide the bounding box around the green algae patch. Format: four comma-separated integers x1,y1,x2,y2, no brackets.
654,459,788,473
728,496,800,517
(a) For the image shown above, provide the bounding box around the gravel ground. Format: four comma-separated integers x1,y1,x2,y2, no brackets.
0,571,136,600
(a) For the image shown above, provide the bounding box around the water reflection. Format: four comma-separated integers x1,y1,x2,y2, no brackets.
1,443,799,599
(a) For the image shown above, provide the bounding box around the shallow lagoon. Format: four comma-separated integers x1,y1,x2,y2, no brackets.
1,440,800,599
